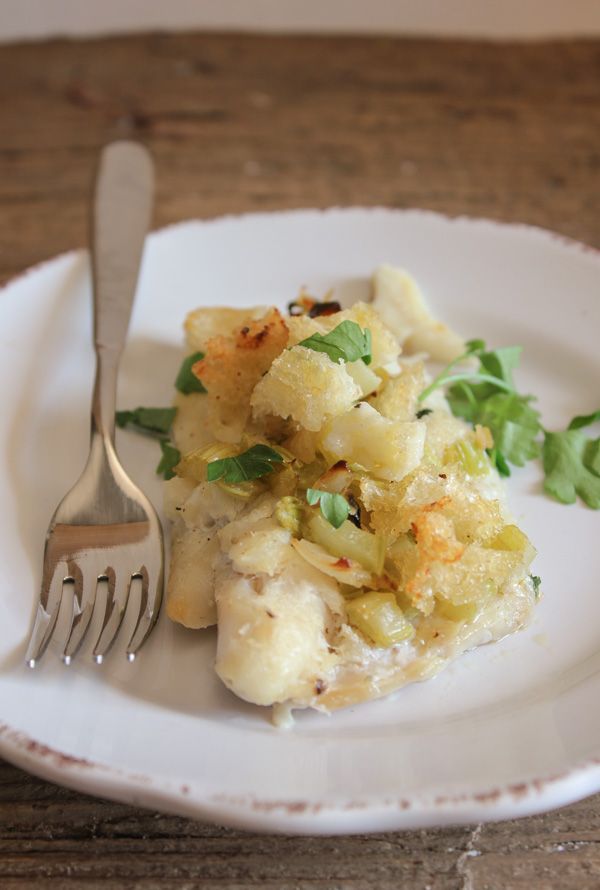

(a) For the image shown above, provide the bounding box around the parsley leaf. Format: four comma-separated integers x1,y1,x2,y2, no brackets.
584,438,600,476
116,406,177,438
175,352,207,394
206,444,284,483
418,339,499,403
417,336,600,509
306,488,350,528
476,392,542,467
156,440,181,480
478,346,522,389
530,574,542,599
487,447,511,477
298,320,372,365
543,411,600,509
568,410,600,431
419,339,543,472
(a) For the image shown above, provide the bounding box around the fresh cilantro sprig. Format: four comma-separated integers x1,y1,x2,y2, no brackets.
206,444,284,483
298,320,372,365
116,406,177,437
306,488,351,528
543,412,600,509
175,352,207,394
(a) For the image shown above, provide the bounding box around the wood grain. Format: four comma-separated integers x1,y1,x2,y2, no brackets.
3,757,600,889
1,33,599,286
1,32,600,889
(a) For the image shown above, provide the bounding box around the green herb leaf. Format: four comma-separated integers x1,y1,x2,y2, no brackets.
298,320,372,365
464,338,486,353
487,447,511,477
568,410,600,431
415,408,433,419
530,574,542,599
543,411,600,509
156,440,181,480
584,438,600,476
306,488,350,529
420,339,544,472
478,346,522,389
476,392,542,467
206,444,284,483
116,406,177,438
447,384,542,467
449,347,523,411
175,352,207,394
418,339,488,403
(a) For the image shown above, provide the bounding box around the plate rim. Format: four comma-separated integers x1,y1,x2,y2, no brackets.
2,719,600,834
1,206,599,834
1,205,598,297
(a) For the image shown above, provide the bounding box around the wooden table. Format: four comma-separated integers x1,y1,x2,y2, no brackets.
1,33,599,888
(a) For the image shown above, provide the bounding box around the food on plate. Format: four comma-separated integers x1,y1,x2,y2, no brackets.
157,265,542,722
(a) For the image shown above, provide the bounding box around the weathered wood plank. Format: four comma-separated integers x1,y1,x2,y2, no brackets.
2,757,600,888
0,34,598,286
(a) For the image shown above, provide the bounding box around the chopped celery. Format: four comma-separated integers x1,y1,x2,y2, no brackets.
443,438,490,476
346,592,415,647
487,524,530,552
305,513,386,574
486,523,536,569
436,598,479,622
275,496,304,536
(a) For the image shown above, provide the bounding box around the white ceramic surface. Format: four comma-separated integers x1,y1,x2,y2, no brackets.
1,209,599,834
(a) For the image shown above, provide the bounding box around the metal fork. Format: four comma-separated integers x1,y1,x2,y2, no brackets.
26,141,164,667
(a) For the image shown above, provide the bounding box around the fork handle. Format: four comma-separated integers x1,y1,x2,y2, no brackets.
91,141,154,440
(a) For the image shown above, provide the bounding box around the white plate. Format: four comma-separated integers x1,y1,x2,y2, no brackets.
1,209,599,834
